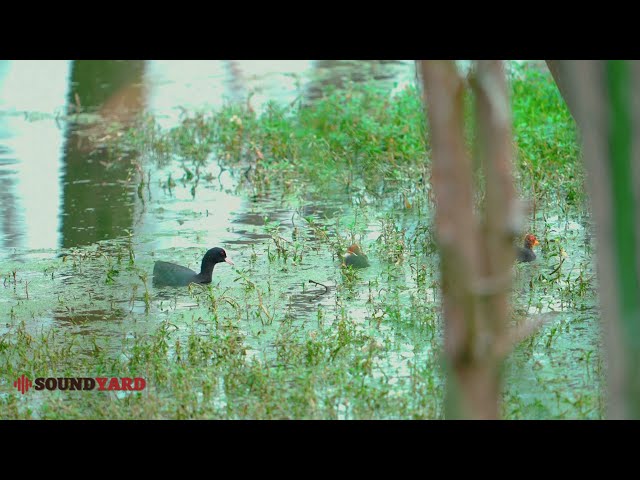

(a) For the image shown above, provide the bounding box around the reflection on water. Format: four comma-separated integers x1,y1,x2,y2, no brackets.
68,60,147,114
305,60,412,101
146,60,316,128
0,60,71,257
60,61,147,249
0,60,414,261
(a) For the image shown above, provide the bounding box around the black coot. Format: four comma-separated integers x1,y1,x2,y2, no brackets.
153,247,234,287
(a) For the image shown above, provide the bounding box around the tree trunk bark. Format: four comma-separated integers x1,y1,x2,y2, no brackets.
420,60,516,419
553,60,640,419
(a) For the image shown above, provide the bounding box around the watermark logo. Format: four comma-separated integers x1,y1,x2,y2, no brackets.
11,376,146,393
14,375,32,394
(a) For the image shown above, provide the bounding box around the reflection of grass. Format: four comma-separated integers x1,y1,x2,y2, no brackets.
0,64,603,419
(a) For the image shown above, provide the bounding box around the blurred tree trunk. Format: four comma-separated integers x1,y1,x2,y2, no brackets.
420,61,517,419
547,60,640,419
545,61,578,122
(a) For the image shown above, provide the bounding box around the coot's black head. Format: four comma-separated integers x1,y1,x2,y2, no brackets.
200,247,234,273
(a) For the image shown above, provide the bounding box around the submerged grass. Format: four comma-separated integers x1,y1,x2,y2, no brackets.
0,63,601,419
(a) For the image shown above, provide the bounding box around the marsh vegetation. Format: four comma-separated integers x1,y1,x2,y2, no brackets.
0,61,601,419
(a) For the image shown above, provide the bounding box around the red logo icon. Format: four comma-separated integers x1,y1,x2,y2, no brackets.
14,375,32,394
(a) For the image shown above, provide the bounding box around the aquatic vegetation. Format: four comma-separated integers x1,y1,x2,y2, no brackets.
0,64,601,419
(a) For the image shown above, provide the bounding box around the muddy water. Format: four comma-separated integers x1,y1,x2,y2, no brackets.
0,60,601,418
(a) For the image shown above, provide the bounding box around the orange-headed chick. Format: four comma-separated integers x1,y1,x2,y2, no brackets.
343,244,371,269
516,234,540,263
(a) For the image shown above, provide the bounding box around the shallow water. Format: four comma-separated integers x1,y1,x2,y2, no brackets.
0,161,601,418
0,60,415,258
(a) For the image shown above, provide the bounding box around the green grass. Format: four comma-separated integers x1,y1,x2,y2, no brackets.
510,64,582,204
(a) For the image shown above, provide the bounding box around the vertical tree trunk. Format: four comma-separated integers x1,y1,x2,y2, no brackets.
548,61,640,419
420,60,516,419
472,60,518,416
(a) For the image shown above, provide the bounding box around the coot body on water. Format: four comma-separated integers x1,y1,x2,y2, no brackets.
153,247,234,287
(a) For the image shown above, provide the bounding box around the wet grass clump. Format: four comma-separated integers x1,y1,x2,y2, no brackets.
117,81,430,197
510,63,583,205
114,64,582,201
